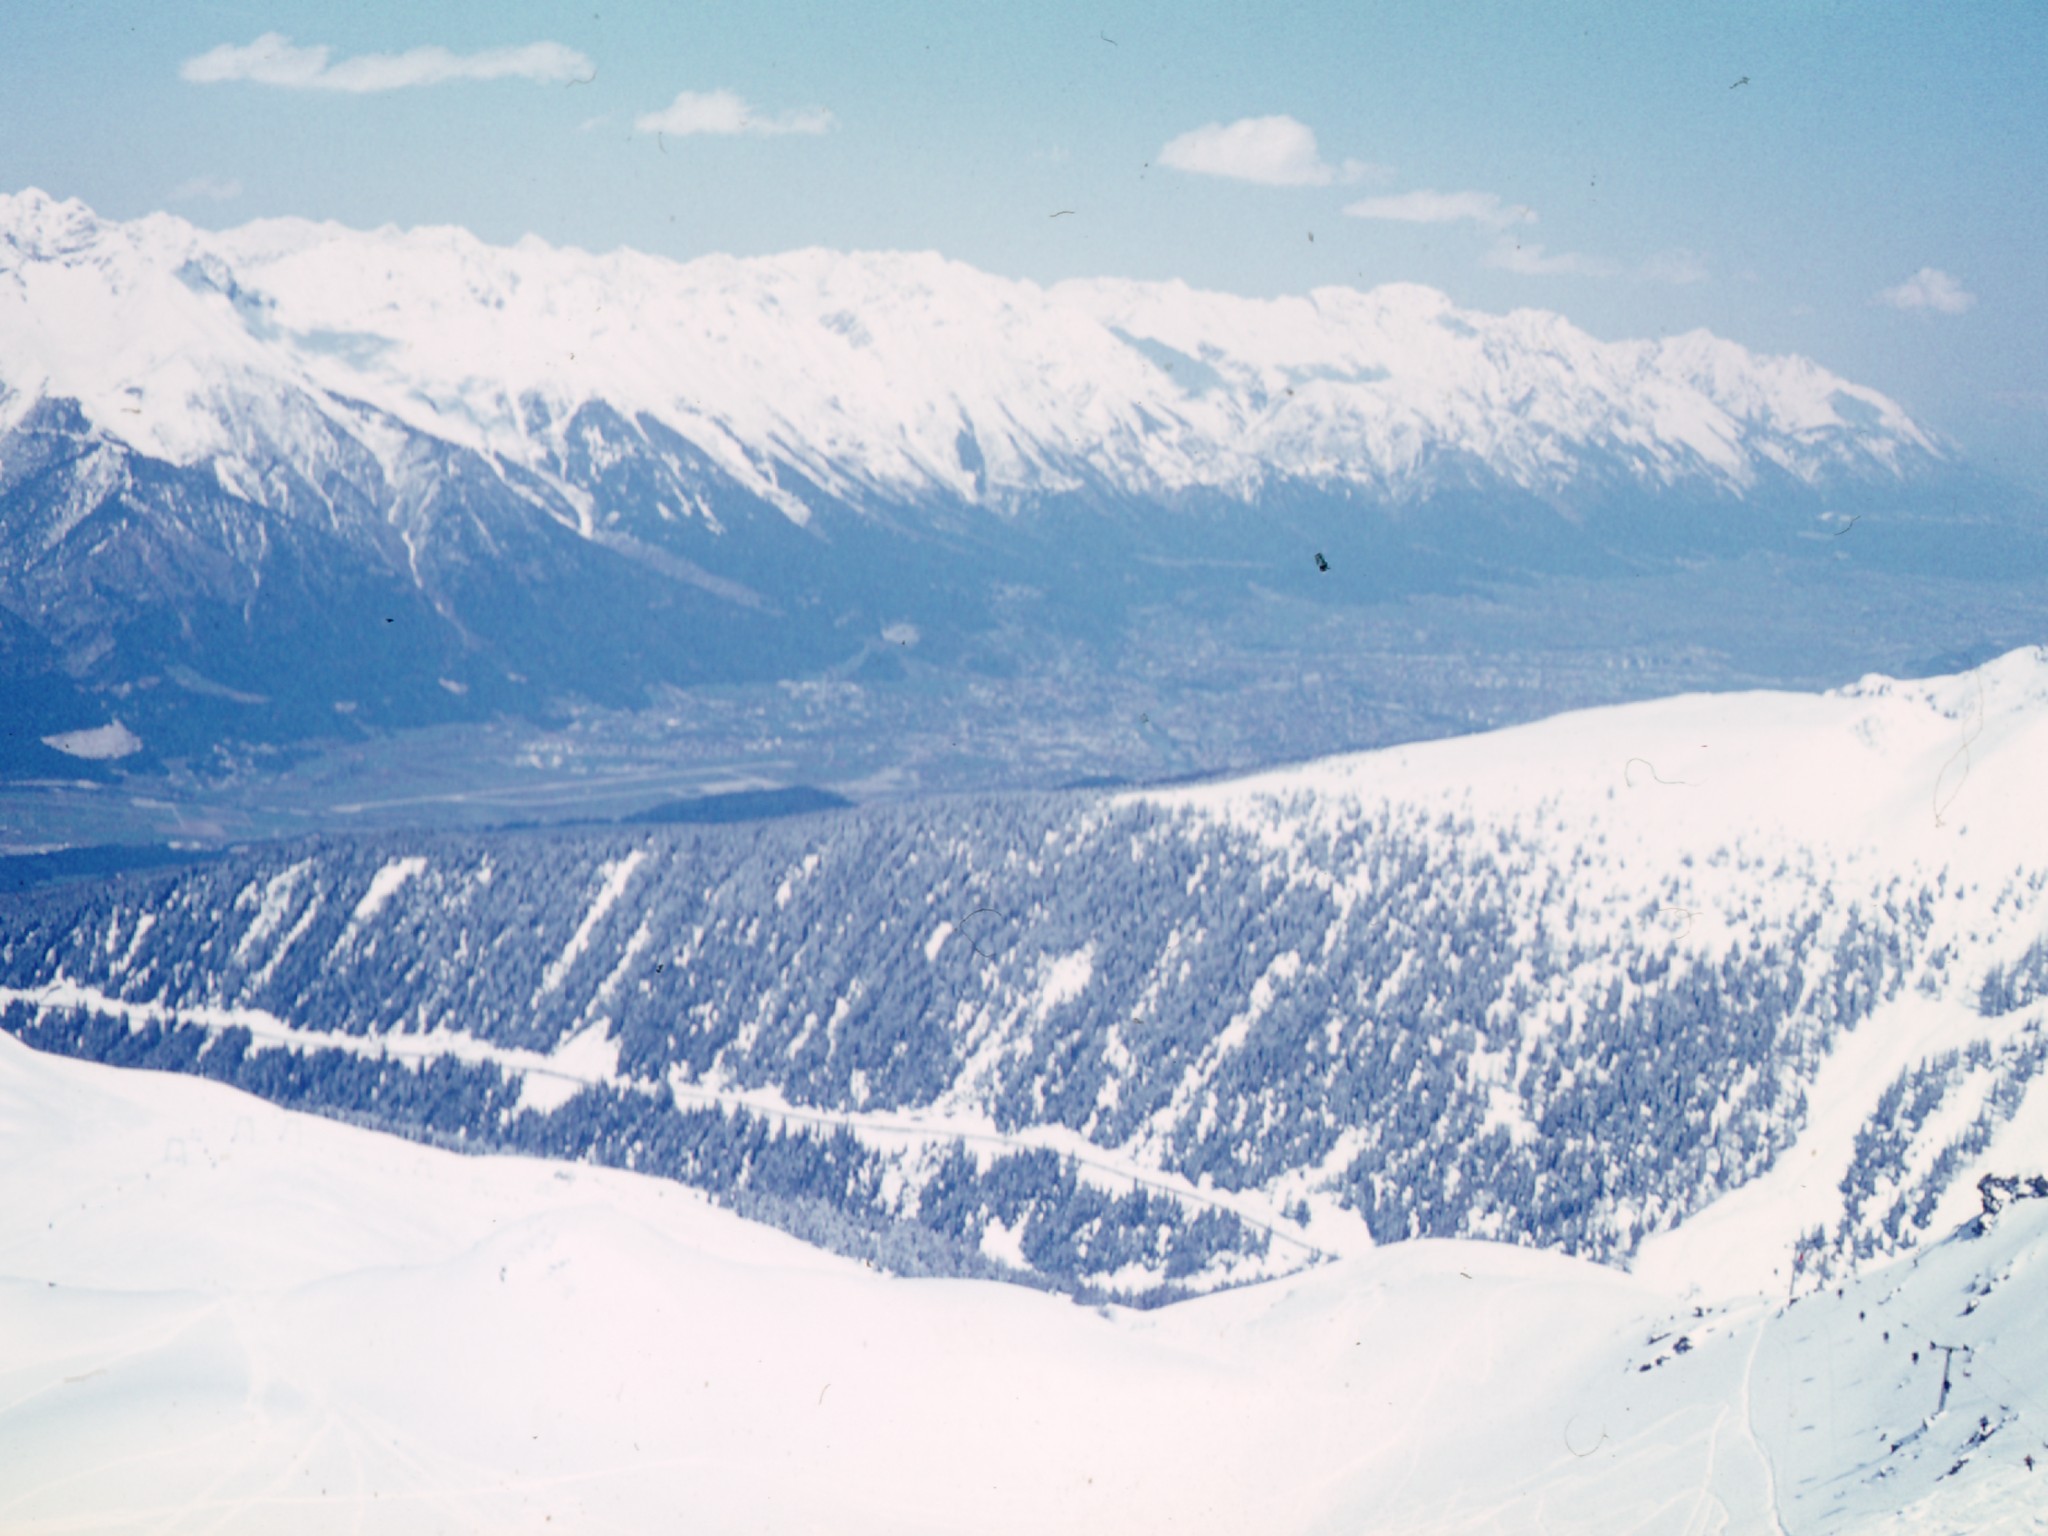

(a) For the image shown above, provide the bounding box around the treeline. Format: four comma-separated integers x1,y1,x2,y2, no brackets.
0,997,1271,1305
1824,1021,2048,1273
1980,936,2048,1017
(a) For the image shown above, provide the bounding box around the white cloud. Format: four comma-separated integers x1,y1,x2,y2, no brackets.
169,174,243,203
180,33,592,93
1344,188,1534,229
634,89,835,138
1158,115,1376,187
1481,239,1619,278
1877,267,1975,315
1343,188,1706,286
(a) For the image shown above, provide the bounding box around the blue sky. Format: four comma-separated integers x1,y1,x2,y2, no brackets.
4,0,2043,483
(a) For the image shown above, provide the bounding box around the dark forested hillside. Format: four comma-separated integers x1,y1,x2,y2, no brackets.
7,764,2036,1301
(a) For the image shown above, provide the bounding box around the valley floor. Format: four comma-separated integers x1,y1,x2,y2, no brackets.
2,1034,2040,1536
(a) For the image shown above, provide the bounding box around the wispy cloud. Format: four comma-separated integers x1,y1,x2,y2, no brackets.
1343,189,1534,229
1482,239,1710,284
1636,249,1710,286
1482,239,1616,277
1877,267,1975,314
1158,115,1380,188
634,89,835,138
169,174,243,203
180,33,592,93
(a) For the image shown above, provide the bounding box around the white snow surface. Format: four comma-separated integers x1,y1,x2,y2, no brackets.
348,855,426,926
0,188,1937,523
518,1017,622,1114
1141,643,2048,877
4,1031,2044,1535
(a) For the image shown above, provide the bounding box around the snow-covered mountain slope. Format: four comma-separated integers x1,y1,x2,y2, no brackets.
1149,644,2048,1287
5,650,2042,1302
1155,631,2048,855
0,187,1935,515
3,1030,2043,1536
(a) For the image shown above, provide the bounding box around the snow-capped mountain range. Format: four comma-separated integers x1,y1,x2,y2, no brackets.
0,187,1936,516
5,187,2023,780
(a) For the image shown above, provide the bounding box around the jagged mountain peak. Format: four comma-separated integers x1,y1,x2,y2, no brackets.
0,186,109,258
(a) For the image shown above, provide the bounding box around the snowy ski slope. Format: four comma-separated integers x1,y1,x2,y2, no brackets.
2,1030,2042,1535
